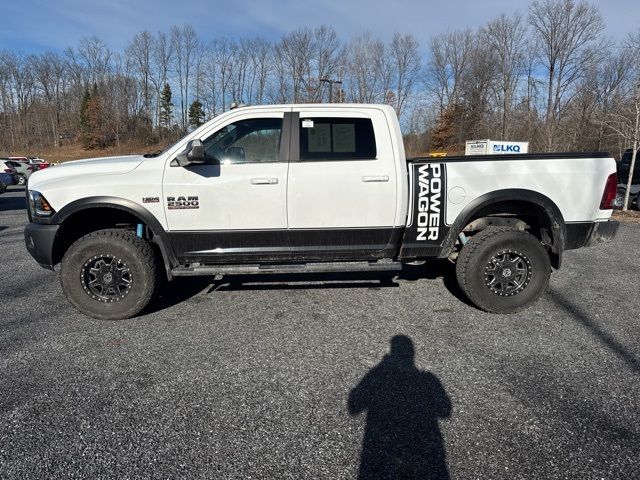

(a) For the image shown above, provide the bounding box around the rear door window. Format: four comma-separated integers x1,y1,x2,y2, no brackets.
299,117,376,161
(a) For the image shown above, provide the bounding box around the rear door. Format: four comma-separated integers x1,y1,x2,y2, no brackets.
287,107,398,260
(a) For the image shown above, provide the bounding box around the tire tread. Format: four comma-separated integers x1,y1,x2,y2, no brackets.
456,227,549,314
61,228,157,319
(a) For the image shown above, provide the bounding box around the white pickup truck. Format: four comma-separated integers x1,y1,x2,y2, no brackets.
24,104,619,319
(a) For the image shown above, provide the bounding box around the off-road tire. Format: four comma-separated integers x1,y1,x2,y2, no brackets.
614,188,625,209
455,227,551,314
60,229,158,320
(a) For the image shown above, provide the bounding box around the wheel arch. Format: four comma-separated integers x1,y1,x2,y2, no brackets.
441,189,566,269
51,197,177,277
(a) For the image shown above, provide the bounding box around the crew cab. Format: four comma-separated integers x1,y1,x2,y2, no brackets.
24,104,619,319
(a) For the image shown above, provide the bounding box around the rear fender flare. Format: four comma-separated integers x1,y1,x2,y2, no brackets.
441,189,566,268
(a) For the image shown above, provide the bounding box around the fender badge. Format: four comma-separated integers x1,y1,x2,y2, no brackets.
167,195,199,209
142,197,160,203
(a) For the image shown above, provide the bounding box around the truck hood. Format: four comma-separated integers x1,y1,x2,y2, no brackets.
28,155,145,190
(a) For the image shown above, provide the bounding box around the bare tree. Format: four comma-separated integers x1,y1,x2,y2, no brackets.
590,51,630,150
32,52,66,147
426,29,473,113
126,31,154,120
529,0,606,151
151,31,173,127
313,25,344,102
345,33,388,103
273,26,342,104
3,20,640,164
459,40,496,141
204,38,234,114
274,28,313,103
390,33,420,117
171,24,199,131
78,36,113,85
605,32,640,210
480,13,528,138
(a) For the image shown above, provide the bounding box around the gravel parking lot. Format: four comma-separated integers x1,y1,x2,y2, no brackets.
1,185,639,479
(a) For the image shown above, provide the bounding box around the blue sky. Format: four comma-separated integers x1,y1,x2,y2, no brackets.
1,0,638,53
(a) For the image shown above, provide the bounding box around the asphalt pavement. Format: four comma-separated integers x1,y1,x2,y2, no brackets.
1,185,639,479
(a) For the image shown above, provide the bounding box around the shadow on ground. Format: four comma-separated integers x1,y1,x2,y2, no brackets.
549,288,640,372
349,335,452,479
140,260,472,317
0,188,26,212
207,260,471,304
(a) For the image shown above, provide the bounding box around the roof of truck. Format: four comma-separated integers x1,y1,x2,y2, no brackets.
229,103,395,110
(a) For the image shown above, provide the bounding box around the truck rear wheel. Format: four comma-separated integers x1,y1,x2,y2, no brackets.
455,227,550,314
60,229,158,320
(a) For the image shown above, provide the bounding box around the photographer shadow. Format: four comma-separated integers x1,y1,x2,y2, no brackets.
348,335,452,479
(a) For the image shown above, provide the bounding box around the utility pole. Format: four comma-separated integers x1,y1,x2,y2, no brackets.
623,76,640,211
320,78,342,103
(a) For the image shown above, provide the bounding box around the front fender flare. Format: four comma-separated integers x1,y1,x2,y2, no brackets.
52,196,178,275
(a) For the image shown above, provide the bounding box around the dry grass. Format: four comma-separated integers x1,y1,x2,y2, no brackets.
1,140,167,164
612,210,640,223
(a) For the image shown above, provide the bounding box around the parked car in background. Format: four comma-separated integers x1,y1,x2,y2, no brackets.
0,171,17,194
29,157,51,169
615,148,640,209
1,160,19,185
9,156,51,171
1,158,34,185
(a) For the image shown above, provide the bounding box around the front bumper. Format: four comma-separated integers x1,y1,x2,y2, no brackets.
24,222,60,269
585,220,619,247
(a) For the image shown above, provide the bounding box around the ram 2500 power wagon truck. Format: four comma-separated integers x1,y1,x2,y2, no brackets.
24,104,619,320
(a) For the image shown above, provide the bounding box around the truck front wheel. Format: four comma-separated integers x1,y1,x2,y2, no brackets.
455,227,551,314
60,229,158,320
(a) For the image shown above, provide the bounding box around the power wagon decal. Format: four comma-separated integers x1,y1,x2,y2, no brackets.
399,162,449,258
415,163,444,241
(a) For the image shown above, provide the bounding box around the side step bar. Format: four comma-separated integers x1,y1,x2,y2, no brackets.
171,261,402,277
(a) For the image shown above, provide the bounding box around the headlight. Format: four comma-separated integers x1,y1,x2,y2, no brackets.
28,190,55,217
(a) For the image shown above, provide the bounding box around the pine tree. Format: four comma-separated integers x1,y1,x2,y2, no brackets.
431,104,462,151
188,99,205,128
159,83,173,130
78,84,110,149
78,89,92,148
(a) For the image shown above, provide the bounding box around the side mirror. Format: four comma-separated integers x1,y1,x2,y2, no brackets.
172,139,206,167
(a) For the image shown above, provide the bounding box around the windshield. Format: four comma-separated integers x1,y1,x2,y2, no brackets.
143,137,185,158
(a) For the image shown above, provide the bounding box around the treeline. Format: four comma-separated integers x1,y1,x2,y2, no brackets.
1,0,639,157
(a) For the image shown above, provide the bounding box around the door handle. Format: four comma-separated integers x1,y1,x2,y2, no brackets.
251,177,279,185
361,175,389,183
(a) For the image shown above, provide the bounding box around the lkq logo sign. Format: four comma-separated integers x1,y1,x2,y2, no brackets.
415,164,443,242
493,144,521,153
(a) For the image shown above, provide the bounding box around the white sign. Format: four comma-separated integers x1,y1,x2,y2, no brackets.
465,139,529,156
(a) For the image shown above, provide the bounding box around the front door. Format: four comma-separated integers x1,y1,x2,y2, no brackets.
163,109,290,263
287,108,398,260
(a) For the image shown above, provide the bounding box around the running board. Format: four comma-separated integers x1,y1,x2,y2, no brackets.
171,261,402,277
